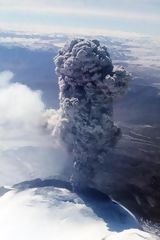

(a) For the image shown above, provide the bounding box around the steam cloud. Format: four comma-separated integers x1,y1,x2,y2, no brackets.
45,39,131,189
0,71,68,186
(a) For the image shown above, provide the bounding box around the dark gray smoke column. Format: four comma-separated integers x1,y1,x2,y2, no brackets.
54,39,131,189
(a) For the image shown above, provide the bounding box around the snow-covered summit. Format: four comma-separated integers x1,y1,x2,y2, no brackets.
0,179,154,240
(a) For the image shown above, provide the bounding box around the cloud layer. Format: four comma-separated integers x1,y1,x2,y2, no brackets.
0,0,159,37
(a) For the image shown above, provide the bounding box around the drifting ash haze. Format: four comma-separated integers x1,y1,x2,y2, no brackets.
45,39,130,188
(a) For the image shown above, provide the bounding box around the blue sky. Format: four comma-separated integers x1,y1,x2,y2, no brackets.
0,0,159,37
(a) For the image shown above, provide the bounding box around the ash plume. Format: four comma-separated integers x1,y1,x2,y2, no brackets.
44,39,131,189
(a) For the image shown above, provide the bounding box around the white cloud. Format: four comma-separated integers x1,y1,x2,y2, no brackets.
0,73,57,148
0,71,69,186
0,72,44,127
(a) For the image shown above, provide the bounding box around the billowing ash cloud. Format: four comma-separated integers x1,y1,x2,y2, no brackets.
45,39,131,189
